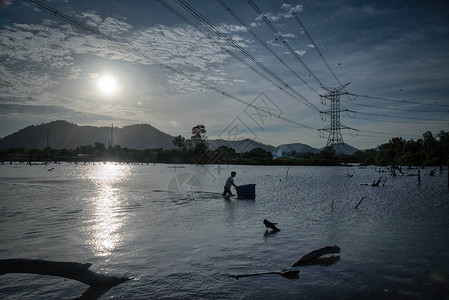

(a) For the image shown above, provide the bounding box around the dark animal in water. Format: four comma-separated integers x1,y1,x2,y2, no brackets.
263,219,280,232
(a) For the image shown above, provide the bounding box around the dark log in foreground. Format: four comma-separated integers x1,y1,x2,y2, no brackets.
0,259,130,287
229,269,299,280
291,245,341,267
297,256,340,267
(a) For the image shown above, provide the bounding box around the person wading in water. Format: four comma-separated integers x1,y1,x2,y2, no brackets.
222,171,237,196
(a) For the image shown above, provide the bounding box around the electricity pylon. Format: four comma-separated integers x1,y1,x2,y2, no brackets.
319,82,351,148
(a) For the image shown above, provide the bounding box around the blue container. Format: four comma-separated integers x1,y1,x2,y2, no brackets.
236,184,256,198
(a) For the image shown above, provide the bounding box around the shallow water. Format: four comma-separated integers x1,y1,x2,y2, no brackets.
0,163,448,299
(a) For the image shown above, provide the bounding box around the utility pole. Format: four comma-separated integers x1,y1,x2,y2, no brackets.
110,123,113,149
319,83,354,149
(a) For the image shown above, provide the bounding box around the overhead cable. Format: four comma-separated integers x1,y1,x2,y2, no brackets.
348,93,449,108
283,0,342,86
174,0,321,112
247,0,324,88
216,0,321,97
158,0,320,113
23,0,315,130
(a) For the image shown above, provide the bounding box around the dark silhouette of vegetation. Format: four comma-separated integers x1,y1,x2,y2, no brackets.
1,130,447,166
191,124,207,155
371,130,448,166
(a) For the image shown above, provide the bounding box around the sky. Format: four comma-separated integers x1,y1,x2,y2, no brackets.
0,0,448,150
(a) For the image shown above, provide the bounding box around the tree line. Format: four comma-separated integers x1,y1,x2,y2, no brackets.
1,127,448,166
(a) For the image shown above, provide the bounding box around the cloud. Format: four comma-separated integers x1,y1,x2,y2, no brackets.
254,3,304,22
282,33,296,38
219,24,247,33
0,103,130,124
169,120,180,127
78,10,133,35
255,12,281,22
0,0,13,10
294,50,306,56
280,3,304,13
0,13,235,95
131,24,231,72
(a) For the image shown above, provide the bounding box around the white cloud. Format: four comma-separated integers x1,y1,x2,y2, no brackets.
79,10,103,27
280,3,304,18
169,120,180,127
219,24,247,33
255,12,281,22
282,33,296,38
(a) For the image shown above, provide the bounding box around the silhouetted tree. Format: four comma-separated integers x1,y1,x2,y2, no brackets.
191,124,207,154
172,135,186,151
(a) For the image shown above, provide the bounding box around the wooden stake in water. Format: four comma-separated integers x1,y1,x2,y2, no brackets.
418,170,421,184
355,196,366,209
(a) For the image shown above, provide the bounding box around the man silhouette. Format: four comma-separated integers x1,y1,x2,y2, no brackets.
222,171,237,196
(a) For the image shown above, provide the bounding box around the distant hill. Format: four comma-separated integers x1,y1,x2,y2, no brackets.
273,142,360,157
0,120,361,155
209,139,274,153
321,143,359,155
273,143,320,158
0,120,176,150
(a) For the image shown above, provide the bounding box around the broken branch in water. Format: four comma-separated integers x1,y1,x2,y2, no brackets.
355,196,367,209
285,166,292,180
0,259,130,299
360,176,384,186
290,245,341,267
229,269,299,280
0,259,130,286
229,245,341,281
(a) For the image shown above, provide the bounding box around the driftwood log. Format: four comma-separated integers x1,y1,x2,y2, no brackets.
291,245,341,267
229,269,299,280
230,245,341,280
0,259,130,299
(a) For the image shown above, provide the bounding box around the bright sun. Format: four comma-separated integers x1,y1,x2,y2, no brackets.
98,76,117,94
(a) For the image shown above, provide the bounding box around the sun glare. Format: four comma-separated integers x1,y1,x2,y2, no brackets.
98,76,117,94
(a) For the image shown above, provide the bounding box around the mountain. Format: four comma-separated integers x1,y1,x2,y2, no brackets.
115,124,175,150
209,139,274,153
0,120,176,150
0,120,361,155
320,143,359,155
272,143,320,158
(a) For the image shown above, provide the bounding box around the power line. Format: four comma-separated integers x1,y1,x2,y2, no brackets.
341,99,447,113
283,0,342,86
356,129,420,138
216,0,321,97
174,0,321,112
23,0,315,130
247,0,324,88
340,112,445,125
158,0,320,113
348,93,449,107
340,108,447,122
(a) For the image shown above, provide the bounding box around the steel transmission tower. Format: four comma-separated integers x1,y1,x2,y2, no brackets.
319,83,350,148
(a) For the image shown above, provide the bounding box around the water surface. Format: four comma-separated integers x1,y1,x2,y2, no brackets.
1,163,448,299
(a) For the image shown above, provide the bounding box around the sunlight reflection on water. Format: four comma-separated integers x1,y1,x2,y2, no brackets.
86,163,130,257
